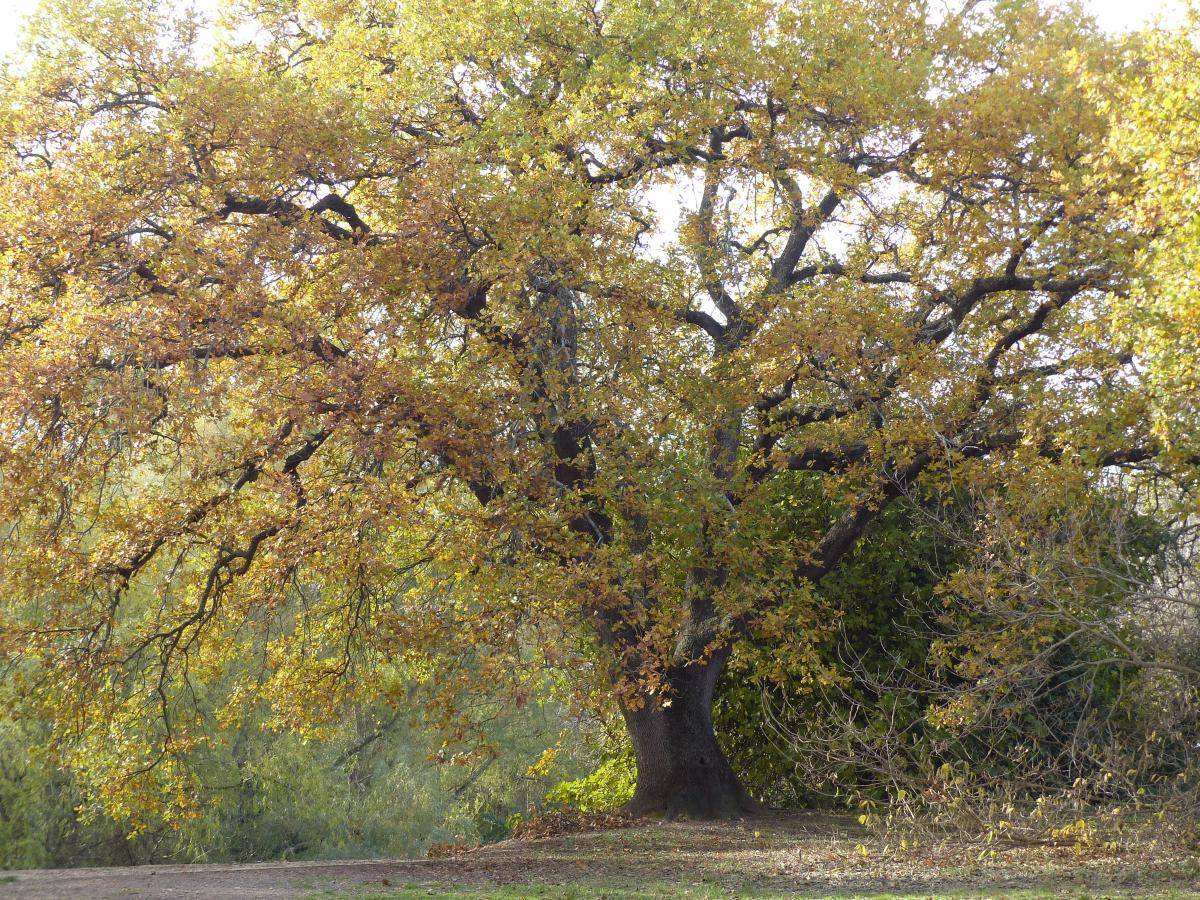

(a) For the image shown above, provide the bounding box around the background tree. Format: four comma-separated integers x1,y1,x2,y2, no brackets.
0,0,1195,819
718,470,1200,825
0,675,579,868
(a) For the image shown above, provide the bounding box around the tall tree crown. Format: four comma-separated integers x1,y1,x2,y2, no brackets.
0,0,1191,816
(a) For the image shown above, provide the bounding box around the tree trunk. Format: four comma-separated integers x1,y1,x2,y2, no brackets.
620,649,757,819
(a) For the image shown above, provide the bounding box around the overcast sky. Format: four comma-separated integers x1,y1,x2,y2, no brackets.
0,0,1189,58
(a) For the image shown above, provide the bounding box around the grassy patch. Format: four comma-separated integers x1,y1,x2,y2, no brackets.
297,814,1200,899
314,884,1200,900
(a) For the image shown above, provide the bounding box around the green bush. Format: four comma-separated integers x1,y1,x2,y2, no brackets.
544,753,635,812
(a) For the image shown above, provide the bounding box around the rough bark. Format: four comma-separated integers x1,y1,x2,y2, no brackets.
621,649,757,819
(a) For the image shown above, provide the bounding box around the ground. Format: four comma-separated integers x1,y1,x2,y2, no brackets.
3,813,1199,899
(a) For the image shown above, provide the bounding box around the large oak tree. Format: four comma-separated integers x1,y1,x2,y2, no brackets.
0,0,1194,818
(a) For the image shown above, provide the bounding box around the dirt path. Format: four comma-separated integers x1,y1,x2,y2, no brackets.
3,813,1198,898
1,858,439,898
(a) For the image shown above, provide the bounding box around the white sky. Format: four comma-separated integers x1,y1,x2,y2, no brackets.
0,0,1189,57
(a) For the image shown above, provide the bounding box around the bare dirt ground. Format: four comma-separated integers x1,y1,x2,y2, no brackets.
3,812,1199,899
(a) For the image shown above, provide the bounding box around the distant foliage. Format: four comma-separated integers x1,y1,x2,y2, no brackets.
0,690,589,869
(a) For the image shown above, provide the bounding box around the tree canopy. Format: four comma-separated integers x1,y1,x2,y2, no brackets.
0,0,1196,819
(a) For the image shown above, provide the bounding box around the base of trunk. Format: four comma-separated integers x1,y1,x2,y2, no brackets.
620,651,759,820
622,752,760,819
